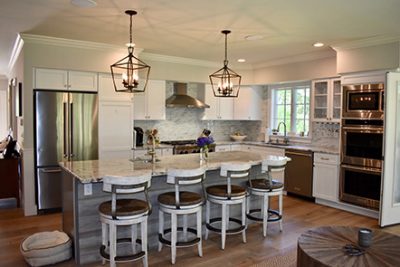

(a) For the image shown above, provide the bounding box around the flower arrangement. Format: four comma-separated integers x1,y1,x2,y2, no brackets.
197,129,214,160
197,129,214,148
146,128,160,146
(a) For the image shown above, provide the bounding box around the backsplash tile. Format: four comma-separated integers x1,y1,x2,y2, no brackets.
134,81,262,142
135,82,340,147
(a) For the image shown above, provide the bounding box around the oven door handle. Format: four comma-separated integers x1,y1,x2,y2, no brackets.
342,126,383,132
341,164,382,174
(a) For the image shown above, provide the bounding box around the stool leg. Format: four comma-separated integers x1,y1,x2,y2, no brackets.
197,208,203,257
158,209,164,252
263,194,269,237
205,200,210,240
131,223,137,254
226,205,230,230
221,203,226,250
171,213,177,264
279,192,283,232
109,223,116,267
141,219,148,267
183,214,188,242
101,222,107,265
242,199,247,243
246,193,250,215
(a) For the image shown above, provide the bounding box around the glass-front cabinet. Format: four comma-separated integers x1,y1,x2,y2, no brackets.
312,78,341,122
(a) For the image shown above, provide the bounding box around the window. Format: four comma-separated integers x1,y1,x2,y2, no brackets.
270,82,310,136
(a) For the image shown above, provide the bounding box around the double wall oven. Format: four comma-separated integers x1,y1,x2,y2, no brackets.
340,83,384,210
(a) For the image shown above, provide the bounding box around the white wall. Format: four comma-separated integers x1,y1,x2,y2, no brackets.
0,79,8,138
336,42,400,74
253,56,338,84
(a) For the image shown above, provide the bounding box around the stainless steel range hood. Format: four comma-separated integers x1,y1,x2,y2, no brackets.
166,83,210,108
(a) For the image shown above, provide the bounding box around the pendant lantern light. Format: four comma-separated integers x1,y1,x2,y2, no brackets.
209,30,241,97
111,10,150,93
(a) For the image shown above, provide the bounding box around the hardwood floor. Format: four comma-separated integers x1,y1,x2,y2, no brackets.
1,196,399,267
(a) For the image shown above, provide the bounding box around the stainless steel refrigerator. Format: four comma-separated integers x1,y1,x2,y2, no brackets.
34,90,98,212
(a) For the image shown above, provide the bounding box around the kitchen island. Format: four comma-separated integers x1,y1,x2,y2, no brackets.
60,151,264,265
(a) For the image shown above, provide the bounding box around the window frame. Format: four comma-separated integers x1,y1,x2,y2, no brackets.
269,81,311,137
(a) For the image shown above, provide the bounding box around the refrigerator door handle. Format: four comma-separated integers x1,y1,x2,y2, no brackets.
70,102,74,158
63,102,68,158
40,167,62,173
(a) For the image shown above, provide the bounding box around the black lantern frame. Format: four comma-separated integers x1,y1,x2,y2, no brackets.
111,10,150,93
209,30,241,97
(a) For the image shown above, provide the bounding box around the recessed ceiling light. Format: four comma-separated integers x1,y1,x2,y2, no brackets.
237,59,246,63
71,0,97,8
313,42,324,47
245,35,264,41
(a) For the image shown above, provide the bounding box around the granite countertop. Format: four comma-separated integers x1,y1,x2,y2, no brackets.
216,141,339,154
59,151,264,184
132,144,173,150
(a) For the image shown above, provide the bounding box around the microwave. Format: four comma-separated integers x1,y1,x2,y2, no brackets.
342,83,384,119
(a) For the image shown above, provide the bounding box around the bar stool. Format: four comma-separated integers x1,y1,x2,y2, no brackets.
246,155,288,237
205,162,251,250
158,167,206,264
99,172,152,267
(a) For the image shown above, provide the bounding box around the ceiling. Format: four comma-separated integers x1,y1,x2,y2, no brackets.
1,0,400,77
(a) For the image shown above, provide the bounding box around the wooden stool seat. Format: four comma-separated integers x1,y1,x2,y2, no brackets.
99,199,150,219
248,178,284,191
158,191,203,207
206,184,246,198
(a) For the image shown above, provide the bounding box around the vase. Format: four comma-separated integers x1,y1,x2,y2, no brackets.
200,146,209,161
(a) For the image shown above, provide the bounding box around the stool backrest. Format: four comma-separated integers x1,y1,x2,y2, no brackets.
261,156,288,173
220,162,251,199
167,167,207,209
103,172,153,216
103,172,152,194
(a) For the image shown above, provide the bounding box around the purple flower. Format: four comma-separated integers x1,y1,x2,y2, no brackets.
197,136,214,147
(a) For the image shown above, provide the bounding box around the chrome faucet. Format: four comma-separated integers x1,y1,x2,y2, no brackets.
277,121,289,144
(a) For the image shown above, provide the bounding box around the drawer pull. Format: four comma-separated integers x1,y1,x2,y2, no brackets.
321,157,330,160
294,187,301,191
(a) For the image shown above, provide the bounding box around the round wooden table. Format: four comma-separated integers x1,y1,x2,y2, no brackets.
297,226,400,267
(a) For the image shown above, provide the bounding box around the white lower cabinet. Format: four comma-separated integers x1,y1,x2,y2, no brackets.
99,101,133,160
313,153,339,202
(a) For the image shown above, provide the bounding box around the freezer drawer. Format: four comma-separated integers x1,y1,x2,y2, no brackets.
36,167,62,210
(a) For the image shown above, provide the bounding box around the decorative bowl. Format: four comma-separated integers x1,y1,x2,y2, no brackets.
230,135,247,142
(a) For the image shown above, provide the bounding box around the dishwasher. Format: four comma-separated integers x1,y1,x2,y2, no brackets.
284,149,314,198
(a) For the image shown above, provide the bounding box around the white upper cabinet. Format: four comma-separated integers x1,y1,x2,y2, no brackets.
203,84,234,120
134,80,166,120
312,78,341,122
34,68,98,92
233,86,262,120
98,73,132,102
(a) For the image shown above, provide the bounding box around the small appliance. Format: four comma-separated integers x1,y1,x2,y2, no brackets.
134,127,144,146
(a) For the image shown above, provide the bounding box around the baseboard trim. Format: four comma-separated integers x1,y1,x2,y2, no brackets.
315,198,379,219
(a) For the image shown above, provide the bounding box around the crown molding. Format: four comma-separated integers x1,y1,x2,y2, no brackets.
8,34,24,75
332,35,400,51
19,34,145,53
253,49,336,69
